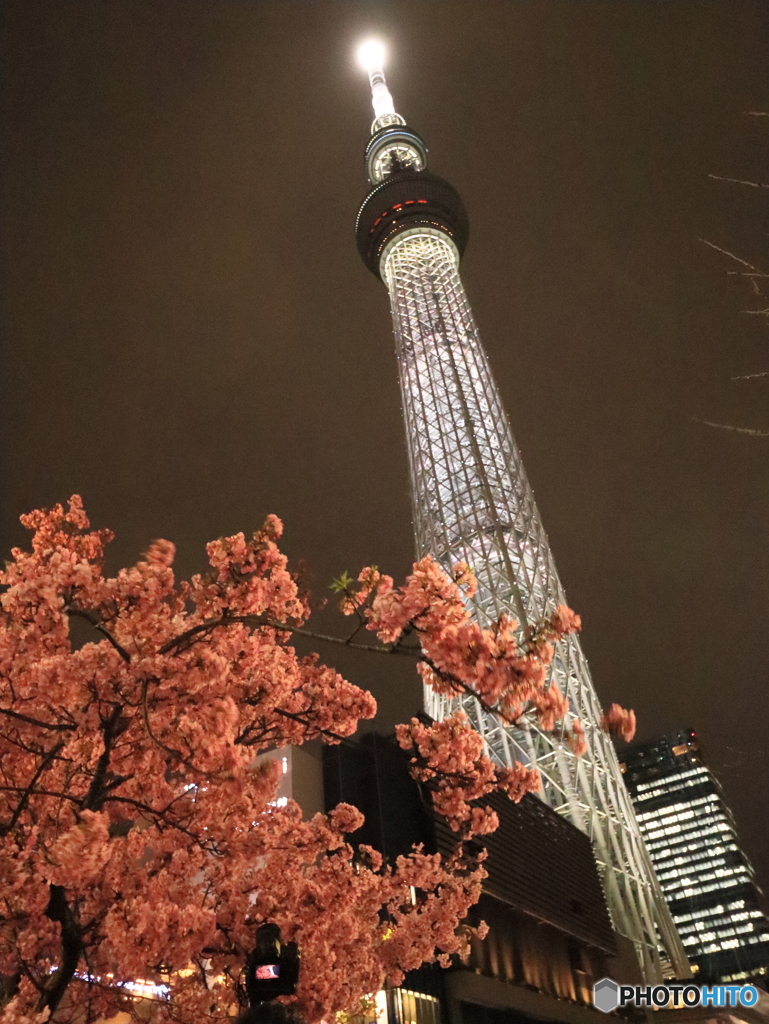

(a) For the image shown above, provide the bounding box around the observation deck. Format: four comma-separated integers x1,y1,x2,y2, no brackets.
355,168,469,277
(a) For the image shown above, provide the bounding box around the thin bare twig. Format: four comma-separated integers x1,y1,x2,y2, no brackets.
708,173,769,190
699,239,757,270
693,418,769,438
732,371,769,381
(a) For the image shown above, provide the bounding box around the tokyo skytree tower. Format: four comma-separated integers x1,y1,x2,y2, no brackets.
353,41,688,982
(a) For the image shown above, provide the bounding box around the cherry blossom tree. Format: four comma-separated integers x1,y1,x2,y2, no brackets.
0,497,627,1024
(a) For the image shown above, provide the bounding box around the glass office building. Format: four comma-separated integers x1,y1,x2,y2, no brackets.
621,729,769,982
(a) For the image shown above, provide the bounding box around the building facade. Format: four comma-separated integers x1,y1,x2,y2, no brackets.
621,729,769,983
324,733,642,1024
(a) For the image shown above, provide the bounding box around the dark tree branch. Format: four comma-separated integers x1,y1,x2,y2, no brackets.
139,679,223,785
0,969,22,1005
65,607,131,663
0,706,75,732
0,785,82,805
272,707,348,744
0,741,64,836
160,612,419,660
81,704,128,812
39,885,83,1016
160,610,533,744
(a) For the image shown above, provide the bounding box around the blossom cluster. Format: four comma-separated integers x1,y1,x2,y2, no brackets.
0,499,635,1024
0,499,491,1024
600,703,637,743
395,712,540,837
346,558,587,749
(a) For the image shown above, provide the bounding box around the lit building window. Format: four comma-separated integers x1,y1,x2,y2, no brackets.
621,731,769,981
389,989,441,1024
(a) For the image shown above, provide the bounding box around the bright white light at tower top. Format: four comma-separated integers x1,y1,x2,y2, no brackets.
356,38,386,72
356,37,397,126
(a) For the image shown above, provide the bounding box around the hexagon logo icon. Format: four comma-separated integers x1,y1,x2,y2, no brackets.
594,978,620,1013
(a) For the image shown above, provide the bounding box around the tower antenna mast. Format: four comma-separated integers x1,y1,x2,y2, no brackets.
358,39,398,127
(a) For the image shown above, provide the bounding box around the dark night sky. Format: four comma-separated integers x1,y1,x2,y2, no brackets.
2,1,768,903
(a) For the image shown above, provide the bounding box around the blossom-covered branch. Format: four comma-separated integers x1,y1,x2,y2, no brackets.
0,498,634,1024
0,499,474,1024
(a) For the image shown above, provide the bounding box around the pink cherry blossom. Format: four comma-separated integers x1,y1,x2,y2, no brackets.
0,501,479,1024
600,703,637,743
0,499,627,1024
569,718,588,757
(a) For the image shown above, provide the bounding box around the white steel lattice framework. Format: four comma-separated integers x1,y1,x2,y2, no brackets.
353,46,689,983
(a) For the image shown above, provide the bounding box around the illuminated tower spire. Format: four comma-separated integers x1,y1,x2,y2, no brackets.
353,40,689,983
358,39,399,130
